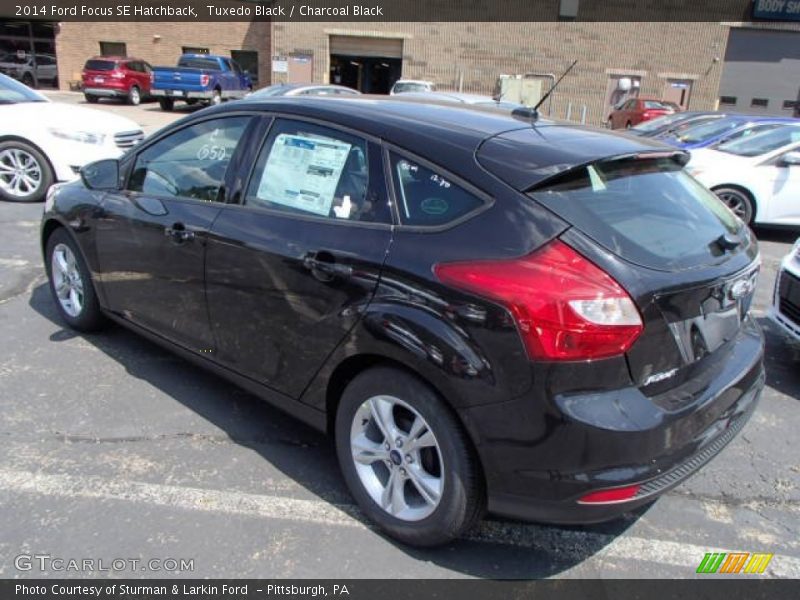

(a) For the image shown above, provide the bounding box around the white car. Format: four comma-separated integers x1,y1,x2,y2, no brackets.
0,73,144,203
770,237,800,345
686,124,800,226
390,79,436,95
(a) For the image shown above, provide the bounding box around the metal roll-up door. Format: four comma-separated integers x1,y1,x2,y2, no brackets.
329,36,403,59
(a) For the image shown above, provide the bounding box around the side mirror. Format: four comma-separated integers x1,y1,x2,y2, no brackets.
80,159,119,190
778,151,800,167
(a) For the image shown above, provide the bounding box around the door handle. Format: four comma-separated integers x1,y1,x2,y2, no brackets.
303,251,352,281
164,223,195,243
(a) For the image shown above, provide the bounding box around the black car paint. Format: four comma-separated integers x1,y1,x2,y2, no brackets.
42,97,764,524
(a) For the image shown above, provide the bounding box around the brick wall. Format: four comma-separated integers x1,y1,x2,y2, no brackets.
55,21,271,91
272,22,731,125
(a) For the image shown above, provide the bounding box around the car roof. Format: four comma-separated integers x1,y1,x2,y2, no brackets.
212,96,675,190
392,91,500,104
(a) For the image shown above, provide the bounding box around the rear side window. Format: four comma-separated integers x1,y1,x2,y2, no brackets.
530,158,742,271
245,119,391,224
389,153,485,226
178,57,220,70
84,60,115,71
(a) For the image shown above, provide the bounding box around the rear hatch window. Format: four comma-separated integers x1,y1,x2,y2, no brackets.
84,60,116,71
529,157,744,272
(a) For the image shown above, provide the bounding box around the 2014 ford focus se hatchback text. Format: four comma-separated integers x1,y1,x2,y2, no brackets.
41,98,765,546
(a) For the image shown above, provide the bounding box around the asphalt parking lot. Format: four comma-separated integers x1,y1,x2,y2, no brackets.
0,95,799,579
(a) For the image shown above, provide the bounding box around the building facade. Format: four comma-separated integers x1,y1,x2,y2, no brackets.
2,17,799,125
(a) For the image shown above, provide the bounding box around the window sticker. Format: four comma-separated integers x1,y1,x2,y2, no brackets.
257,133,352,216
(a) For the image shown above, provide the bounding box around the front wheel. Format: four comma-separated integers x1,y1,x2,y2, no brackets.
0,140,53,203
45,228,106,332
713,186,755,224
335,367,484,547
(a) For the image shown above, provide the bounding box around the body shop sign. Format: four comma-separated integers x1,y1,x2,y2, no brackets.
752,0,800,20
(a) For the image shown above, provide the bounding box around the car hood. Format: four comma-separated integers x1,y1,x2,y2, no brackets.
1,101,141,134
686,148,754,170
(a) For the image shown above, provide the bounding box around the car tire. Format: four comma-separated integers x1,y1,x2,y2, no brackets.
210,88,222,106
335,366,484,547
0,140,54,203
606,119,613,129
127,85,141,106
159,97,174,111
625,121,632,129
84,94,99,104
45,228,106,332
713,186,755,225
185,98,198,106
22,73,34,88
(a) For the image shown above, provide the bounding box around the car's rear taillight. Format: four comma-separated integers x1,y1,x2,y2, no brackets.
434,239,643,361
150,72,154,84
200,74,210,87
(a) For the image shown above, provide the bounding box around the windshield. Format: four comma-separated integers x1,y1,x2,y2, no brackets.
84,59,116,71
530,157,742,271
717,126,800,157
178,57,220,70
632,112,688,133
675,118,745,144
0,73,47,104
249,84,291,98
393,82,431,94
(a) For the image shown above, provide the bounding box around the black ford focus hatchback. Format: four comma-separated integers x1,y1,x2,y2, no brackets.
41,97,764,546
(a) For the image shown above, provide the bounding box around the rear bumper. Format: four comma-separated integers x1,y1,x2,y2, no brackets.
465,316,765,524
152,89,212,99
83,87,128,97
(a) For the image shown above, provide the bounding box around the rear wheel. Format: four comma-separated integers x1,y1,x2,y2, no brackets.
158,97,174,111
84,94,99,104
22,73,34,88
45,228,105,331
210,88,222,106
0,140,53,203
713,186,755,224
625,121,632,129
335,366,484,547
127,85,141,106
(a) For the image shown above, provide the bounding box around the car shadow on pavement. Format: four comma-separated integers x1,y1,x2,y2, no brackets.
752,226,798,245
29,282,641,577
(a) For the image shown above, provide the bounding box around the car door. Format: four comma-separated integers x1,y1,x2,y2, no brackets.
761,143,800,223
94,114,255,352
205,116,394,398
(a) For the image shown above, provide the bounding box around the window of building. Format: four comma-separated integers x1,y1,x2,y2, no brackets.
246,119,390,224
99,41,126,57
751,98,769,108
182,46,209,55
389,153,486,227
128,117,252,202
782,100,796,111
719,96,736,106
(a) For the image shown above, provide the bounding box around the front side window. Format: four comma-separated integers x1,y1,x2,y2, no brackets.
128,117,251,202
245,119,389,223
389,153,485,226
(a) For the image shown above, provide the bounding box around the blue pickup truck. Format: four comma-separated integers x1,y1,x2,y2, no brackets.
151,54,252,111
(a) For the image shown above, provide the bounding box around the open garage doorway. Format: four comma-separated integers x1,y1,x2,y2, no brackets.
329,35,402,94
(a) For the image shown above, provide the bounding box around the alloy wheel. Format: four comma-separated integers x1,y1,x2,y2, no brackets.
715,189,751,222
350,395,444,521
0,147,42,198
51,243,84,318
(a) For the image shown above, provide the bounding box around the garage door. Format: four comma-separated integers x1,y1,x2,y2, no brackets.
718,28,800,117
329,36,403,59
